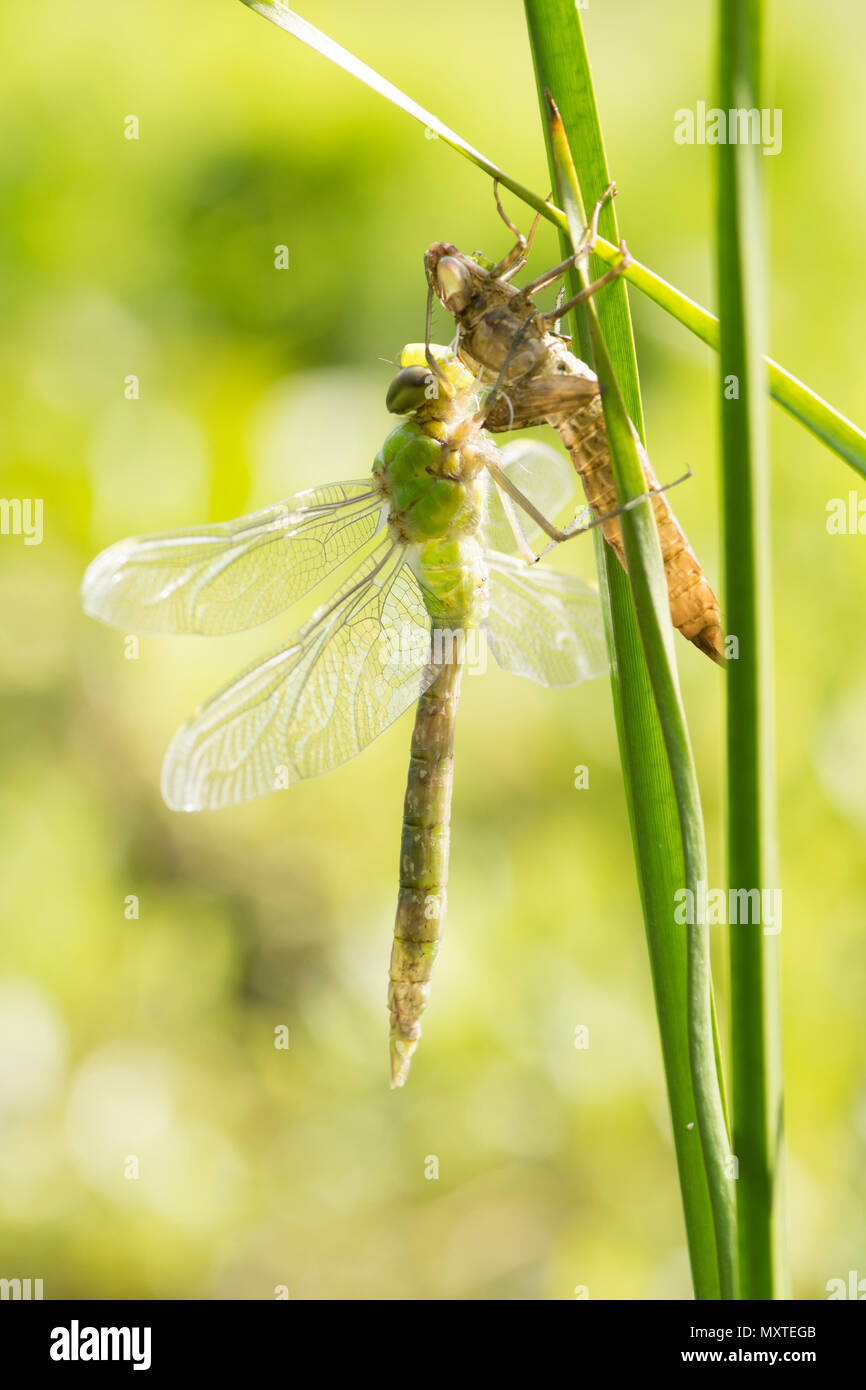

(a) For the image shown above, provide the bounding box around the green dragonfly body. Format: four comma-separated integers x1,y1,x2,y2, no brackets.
82,344,608,1085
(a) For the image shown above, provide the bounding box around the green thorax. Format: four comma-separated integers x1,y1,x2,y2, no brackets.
375,344,490,625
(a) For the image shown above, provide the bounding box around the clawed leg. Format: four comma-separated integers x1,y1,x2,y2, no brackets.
483,457,567,550
512,181,617,300
465,179,631,430
489,180,544,282
478,338,600,438
552,285,568,338
581,180,618,260
475,291,551,432
535,468,694,560
509,181,631,330
422,276,452,396
484,456,692,565
470,310,532,431
493,482,538,565
536,244,632,332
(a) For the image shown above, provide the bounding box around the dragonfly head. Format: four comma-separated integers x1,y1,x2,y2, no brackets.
386,343,474,417
425,243,485,316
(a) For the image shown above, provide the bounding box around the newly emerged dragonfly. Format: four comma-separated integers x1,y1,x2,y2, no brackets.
425,187,725,664
82,343,611,1086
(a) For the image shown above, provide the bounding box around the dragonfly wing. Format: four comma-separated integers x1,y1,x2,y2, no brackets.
481,439,576,555
484,550,609,688
162,539,434,810
82,482,384,635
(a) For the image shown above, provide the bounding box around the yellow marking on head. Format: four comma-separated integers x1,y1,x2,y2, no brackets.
399,343,475,398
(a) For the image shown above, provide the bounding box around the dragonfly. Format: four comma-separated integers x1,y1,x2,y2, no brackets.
82,342,613,1087
425,186,725,665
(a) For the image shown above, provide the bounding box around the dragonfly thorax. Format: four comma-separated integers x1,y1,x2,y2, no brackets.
373,418,485,547
374,408,489,625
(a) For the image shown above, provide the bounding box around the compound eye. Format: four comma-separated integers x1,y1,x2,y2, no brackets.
435,256,473,313
385,364,432,415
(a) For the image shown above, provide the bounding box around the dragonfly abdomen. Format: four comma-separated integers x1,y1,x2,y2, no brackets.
411,533,488,627
388,636,463,1088
559,398,725,664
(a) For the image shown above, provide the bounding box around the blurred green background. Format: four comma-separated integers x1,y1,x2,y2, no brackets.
1,0,864,1300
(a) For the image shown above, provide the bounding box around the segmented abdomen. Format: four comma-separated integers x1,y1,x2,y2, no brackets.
388,637,463,1088
558,394,725,665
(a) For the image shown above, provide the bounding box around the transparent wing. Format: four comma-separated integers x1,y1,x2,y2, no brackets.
82,481,384,635
162,539,435,811
484,550,609,687
481,439,577,555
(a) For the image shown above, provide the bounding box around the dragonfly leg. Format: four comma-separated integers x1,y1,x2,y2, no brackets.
478,343,599,439
535,468,694,559
536,242,633,332
552,284,568,337
482,457,692,564
475,313,541,432
488,180,543,282
511,183,615,298
492,482,539,565
516,251,579,300
475,189,627,427
582,180,619,258
422,277,453,395
481,456,690,567
483,456,569,553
